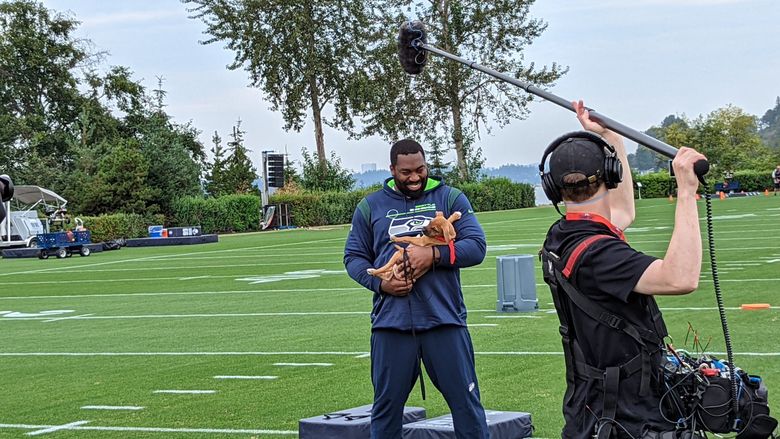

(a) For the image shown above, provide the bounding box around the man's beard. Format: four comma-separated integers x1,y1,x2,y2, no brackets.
395,176,427,199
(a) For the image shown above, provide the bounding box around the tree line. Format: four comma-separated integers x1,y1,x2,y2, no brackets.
629,101,780,175
3,0,778,222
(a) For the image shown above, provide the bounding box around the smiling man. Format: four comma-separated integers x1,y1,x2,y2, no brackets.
344,139,490,439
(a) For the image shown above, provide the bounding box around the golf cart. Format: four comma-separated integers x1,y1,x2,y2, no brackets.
0,185,69,249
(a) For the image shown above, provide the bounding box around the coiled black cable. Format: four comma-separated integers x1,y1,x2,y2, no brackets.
703,192,739,421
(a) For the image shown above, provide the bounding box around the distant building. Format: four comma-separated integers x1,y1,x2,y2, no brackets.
361,163,377,172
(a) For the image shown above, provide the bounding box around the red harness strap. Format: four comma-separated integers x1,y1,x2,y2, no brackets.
433,236,457,264
562,235,614,278
565,212,626,242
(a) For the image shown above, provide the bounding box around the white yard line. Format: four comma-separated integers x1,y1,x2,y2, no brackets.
2,306,775,323
153,390,216,394
0,237,349,278
26,420,90,436
81,405,144,411
0,423,297,435
0,286,365,300
0,350,778,357
0,284,500,301
42,314,94,323
485,315,541,319
213,376,277,380
274,363,333,367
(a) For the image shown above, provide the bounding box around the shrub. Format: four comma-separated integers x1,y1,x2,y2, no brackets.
456,177,535,212
171,195,261,234
633,168,776,198
79,213,164,242
269,178,534,227
634,172,674,199
270,189,373,227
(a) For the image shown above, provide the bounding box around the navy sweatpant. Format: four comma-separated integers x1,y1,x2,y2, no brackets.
370,325,489,439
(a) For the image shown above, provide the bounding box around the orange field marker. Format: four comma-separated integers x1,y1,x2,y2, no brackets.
740,303,771,310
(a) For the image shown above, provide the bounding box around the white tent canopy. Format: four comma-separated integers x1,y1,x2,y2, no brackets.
12,185,67,207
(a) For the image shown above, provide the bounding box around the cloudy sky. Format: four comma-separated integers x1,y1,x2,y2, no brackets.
42,0,780,173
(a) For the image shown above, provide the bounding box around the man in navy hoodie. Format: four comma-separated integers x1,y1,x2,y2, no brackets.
344,139,490,439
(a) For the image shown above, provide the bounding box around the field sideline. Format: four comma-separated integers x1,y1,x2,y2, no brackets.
1,196,778,438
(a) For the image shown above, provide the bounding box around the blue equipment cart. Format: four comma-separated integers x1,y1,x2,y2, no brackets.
36,231,92,259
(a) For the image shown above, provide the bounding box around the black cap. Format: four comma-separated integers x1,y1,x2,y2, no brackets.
549,137,606,188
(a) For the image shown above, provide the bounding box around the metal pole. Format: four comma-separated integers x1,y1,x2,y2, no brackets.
420,43,680,158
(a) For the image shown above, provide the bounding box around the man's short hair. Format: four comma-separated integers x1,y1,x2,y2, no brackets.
549,138,607,202
561,174,602,202
391,139,425,165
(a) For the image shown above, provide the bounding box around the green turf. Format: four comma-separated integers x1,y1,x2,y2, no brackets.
1,195,778,438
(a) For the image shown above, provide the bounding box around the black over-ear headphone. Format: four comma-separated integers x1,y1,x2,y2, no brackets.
538,131,622,205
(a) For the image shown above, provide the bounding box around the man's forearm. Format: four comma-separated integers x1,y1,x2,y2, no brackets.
603,130,635,229
663,193,702,291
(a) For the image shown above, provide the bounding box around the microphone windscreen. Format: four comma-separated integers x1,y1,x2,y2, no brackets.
397,21,427,75
0,174,13,203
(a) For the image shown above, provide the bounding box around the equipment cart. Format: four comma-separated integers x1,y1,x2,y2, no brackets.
36,230,92,259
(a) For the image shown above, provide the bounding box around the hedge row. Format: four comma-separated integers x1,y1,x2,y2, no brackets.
633,169,777,198
79,179,536,237
270,189,374,227
270,178,535,227
171,194,261,234
79,213,165,243
458,177,535,212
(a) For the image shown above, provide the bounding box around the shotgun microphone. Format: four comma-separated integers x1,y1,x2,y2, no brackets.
393,20,709,179
397,21,427,75
0,174,13,224
0,175,13,202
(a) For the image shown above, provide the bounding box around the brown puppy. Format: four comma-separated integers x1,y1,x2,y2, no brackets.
367,211,461,281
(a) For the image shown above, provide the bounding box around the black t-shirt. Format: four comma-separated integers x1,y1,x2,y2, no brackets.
544,214,663,367
543,213,672,438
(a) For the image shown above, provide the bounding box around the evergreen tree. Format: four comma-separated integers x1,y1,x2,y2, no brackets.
223,120,258,195
204,130,228,197
425,138,452,178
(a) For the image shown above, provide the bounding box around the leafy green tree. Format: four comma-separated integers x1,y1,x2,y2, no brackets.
630,115,686,172
300,148,354,192
72,139,154,214
0,0,90,182
223,121,258,195
648,106,774,175
759,96,780,151
363,1,566,181
184,0,373,169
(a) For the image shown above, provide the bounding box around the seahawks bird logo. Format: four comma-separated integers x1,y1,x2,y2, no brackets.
387,214,431,238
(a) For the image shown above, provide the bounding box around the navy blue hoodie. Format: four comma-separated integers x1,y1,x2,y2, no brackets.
344,176,486,331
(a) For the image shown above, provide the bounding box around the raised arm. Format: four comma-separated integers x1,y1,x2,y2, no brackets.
573,100,635,230
635,147,706,295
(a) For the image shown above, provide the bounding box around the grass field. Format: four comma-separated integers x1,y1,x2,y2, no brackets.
1,195,778,438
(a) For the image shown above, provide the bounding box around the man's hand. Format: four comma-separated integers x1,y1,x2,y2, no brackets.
399,244,436,276
573,99,623,148
380,275,414,296
573,99,608,136
672,147,707,197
